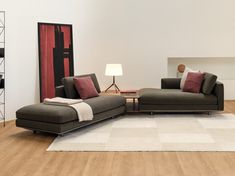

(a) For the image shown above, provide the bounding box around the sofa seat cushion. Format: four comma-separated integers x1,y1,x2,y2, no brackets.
139,88,217,105
84,95,126,114
16,95,126,124
16,104,78,124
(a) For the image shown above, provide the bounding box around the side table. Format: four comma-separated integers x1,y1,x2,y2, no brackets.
120,92,139,112
100,90,139,112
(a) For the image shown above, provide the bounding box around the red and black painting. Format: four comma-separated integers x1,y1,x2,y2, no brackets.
38,22,74,102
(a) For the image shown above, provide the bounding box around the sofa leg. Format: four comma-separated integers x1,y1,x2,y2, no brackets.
150,112,154,115
59,133,64,137
207,111,212,115
33,130,37,134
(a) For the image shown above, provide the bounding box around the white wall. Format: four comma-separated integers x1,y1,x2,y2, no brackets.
168,57,235,80
2,0,235,120
1,0,80,120
76,0,235,91
168,57,235,100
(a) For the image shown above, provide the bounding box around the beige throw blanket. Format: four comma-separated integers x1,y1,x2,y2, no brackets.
44,97,83,105
44,97,93,122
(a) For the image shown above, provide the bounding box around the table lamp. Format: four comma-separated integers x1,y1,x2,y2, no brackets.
105,64,123,93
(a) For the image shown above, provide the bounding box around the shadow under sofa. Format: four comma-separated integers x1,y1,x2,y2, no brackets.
16,74,126,135
138,75,224,113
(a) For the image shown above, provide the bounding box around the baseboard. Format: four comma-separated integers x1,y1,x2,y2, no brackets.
0,118,16,124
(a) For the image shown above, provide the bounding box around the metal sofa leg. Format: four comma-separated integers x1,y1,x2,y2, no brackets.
59,133,64,137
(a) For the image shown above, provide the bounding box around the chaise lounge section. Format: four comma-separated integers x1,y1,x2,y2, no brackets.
138,73,224,112
16,74,126,135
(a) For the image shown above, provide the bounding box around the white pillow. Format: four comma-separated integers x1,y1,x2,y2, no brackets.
180,67,199,89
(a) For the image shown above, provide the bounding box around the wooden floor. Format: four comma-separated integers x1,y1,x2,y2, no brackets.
1,101,235,176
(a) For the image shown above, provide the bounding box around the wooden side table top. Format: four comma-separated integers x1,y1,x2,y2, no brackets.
100,90,139,99
120,92,139,99
101,90,139,112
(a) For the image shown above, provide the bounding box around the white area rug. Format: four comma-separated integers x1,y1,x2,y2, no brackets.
47,113,235,151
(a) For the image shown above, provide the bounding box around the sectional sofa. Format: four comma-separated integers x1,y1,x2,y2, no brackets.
16,72,224,135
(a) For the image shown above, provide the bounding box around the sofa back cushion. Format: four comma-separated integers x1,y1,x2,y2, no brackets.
73,76,99,99
183,72,205,93
201,72,217,95
62,73,101,99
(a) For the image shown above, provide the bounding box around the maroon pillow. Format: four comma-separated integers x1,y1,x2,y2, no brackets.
183,72,205,93
73,76,99,99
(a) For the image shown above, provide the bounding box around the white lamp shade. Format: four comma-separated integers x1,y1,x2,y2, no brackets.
105,64,123,76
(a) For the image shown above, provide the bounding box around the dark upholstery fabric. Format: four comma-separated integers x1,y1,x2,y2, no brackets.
62,73,101,99
161,78,181,89
55,85,66,98
212,81,224,110
16,104,78,123
139,104,218,111
202,72,217,95
16,106,126,134
84,95,126,114
16,95,126,124
139,88,217,105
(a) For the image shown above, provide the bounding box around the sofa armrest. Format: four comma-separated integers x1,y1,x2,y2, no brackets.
212,81,224,110
55,85,66,98
161,78,181,89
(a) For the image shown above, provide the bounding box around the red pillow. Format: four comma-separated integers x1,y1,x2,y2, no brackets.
73,76,99,99
183,72,205,93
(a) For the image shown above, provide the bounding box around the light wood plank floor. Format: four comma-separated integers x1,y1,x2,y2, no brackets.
0,101,235,176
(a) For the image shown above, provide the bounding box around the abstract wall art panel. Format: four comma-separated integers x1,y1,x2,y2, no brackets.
38,22,74,102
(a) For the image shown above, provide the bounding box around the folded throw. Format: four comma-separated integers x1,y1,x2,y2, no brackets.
44,97,93,122
44,97,83,105
70,102,93,122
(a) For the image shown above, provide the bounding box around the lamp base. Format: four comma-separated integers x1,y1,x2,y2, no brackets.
105,83,120,93
105,76,120,93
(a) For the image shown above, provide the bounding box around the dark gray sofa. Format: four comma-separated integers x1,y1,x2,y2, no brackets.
16,74,126,135
139,75,224,112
